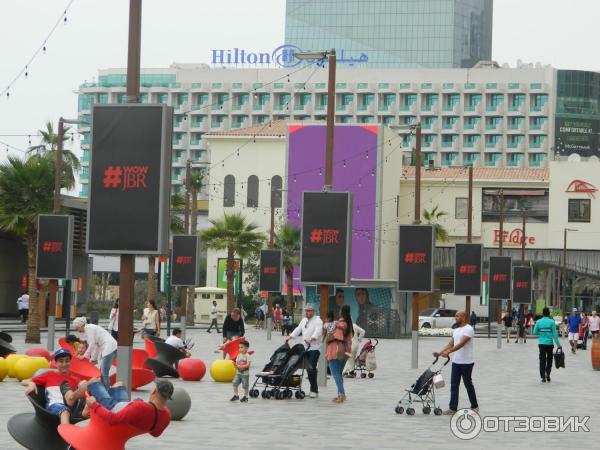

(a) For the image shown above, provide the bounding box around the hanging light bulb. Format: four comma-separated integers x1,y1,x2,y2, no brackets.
24,66,28,78
28,135,31,145
64,11,68,24
371,170,375,177
42,43,47,53
6,91,9,99
343,160,346,168
365,151,369,159
318,168,322,176
293,175,297,183
358,180,362,188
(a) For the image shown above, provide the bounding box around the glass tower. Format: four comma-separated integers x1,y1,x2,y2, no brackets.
285,0,493,68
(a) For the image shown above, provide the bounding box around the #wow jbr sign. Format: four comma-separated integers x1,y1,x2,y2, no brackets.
398,225,435,292
488,256,512,299
36,214,74,280
170,235,200,287
259,249,282,293
87,104,173,255
454,243,483,297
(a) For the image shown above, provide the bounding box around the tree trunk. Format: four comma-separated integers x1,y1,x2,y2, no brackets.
226,247,235,313
147,256,156,301
285,268,294,316
38,285,47,327
186,188,198,325
25,233,40,343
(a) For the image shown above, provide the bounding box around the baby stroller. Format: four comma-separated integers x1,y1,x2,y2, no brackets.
249,343,308,400
347,338,378,379
395,356,449,416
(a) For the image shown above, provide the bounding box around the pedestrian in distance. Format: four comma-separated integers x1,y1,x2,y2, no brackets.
207,300,220,333
141,300,160,339
515,308,527,344
533,307,562,383
469,311,477,330
580,312,590,350
230,340,251,403
108,299,119,340
502,310,513,343
325,305,353,403
286,303,323,398
433,310,478,416
589,311,600,337
567,308,581,354
16,292,29,323
73,316,118,388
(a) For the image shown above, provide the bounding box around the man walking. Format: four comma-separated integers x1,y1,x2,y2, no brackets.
567,308,581,354
16,292,29,323
434,311,478,415
207,301,220,333
286,304,323,398
533,307,561,383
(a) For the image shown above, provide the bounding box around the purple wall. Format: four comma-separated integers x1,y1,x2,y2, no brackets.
287,124,379,287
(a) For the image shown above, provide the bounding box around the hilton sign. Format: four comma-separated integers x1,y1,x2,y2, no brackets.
492,228,535,247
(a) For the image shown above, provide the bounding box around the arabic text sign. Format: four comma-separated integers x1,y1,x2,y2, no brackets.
489,256,512,299
300,192,352,285
398,225,435,292
259,249,282,293
170,235,200,287
36,215,73,280
454,243,483,297
512,266,533,304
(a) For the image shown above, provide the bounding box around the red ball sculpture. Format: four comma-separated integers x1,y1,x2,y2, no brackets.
178,358,206,381
25,347,51,361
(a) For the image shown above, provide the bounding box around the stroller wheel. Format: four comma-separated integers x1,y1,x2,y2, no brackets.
360,373,367,379
261,390,267,399
285,389,293,399
295,391,301,399
368,373,374,378
298,391,306,399
250,389,259,398
422,406,431,415
264,390,272,400
275,390,284,400
406,408,415,416
434,408,443,416
395,406,404,414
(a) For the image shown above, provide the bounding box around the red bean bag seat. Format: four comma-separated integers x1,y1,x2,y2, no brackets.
58,408,146,450
144,338,157,358
131,368,155,390
26,347,51,361
222,337,255,361
178,358,206,381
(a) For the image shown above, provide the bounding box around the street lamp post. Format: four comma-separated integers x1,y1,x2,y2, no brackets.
266,187,283,341
563,228,578,312
295,49,336,385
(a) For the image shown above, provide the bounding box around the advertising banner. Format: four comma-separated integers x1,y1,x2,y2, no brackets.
300,191,352,285
398,225,435,292
259,249,282,293
554,117,600,157
489,256,512,299
170,235,200,287
36,214,74,280
87,104,173,254
454,243,483,296
512,266,533,304
217,258,242,295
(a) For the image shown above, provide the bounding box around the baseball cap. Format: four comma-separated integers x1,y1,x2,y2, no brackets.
572,307,578,312
53,348,72,361
155,380,174,400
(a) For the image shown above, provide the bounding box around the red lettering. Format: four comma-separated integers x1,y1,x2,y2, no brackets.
263,266,277,274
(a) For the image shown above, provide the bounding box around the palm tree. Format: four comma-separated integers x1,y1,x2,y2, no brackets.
26,121,80,190
146,192,186,303
200,212,266,312
275,223,301,314
423,205,449,242
0,157,55,343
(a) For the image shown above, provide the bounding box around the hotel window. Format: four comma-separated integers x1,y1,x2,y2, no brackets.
271,176,282,208
223,175,235,207
482,189,549,223
247,175,259,208
568,199,591,223
455,198,468,219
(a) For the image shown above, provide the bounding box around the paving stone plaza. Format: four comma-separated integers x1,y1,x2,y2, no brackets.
1,324,598,449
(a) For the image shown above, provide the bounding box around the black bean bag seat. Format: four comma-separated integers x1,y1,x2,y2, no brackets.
7,387,85,450
144,341,184,378
0,332,16,357
146,334,165,343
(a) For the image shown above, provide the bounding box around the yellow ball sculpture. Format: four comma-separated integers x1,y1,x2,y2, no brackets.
15,357,50,381
6,354,26,378
210,359,236,383
0,357,8,382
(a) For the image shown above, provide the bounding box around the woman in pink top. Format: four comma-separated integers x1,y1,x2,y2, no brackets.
326,305,353,403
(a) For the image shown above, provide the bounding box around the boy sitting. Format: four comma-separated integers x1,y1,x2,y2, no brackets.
22,348,87,424
164,328,191,358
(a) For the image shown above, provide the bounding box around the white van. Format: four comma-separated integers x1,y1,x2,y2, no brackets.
194,287,227,323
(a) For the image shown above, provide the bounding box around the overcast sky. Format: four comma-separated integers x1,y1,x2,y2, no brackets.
1,0,598,163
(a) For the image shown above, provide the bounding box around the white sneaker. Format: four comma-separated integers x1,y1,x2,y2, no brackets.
309,392,318,398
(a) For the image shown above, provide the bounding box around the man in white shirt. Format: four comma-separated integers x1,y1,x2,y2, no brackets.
286,303,323,398
165,328,191,357
16,292,29,323
434,310,478,415
207,301,220,333
73,317,118,388
589,311,600,337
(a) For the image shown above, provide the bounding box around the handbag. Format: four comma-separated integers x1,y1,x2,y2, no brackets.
433,373,445,389
335,341,348,361
554,347,565,369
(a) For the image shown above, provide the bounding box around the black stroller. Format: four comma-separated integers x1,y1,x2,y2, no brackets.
395,356,449,416
249,343,307,400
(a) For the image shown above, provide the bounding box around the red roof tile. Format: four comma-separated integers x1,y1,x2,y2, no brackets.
401,166,549,181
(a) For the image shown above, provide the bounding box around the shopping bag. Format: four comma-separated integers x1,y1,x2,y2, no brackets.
554,347,565,369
